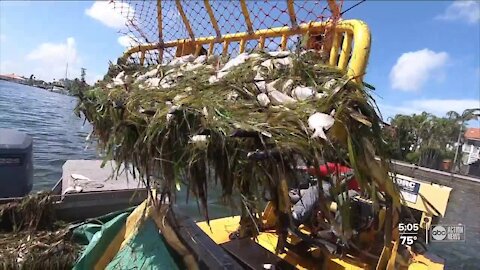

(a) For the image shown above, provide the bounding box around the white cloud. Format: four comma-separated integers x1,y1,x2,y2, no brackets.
85,1,134,29
379,99,480,119
118,34,140,48
410,99,480,115
436,1,480,24
390,49,448,91
25,37,81,81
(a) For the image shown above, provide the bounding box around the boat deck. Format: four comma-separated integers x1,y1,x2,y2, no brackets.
60,160,145,194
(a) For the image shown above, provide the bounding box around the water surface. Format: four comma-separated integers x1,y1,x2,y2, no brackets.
0,80,97,190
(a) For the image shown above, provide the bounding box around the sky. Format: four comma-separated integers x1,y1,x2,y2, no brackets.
0,0,479,125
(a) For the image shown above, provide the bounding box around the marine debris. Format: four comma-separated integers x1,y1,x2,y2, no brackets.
0,192,79,270
76,49,400,249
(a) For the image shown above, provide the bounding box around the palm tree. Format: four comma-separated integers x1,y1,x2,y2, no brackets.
447,108,480,171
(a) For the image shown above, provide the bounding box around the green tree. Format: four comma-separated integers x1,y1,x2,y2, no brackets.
447,108,480,171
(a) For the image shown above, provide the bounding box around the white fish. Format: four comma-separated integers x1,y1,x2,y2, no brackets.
265,79,280,93
282,79,294,94
314,92,327,100
135,68,158,82
257,93,270,107
268,51,290,57
113,71,125,86
220,53,250,72
168,54,196,66
254,71,264,81
208,75,220,84
255,81,267,92
168,105,181,114
260,59,274,70
189,135,209,149
292,86,315,101
194,55,207,64
268,90,296,105
308,112,335,140
300,49,317,56
274,57,292,67
324,79,337,90
71,174,90,181
227,91,239,101
145,78,161,88
143,68,158,78
183,62,203,72
166,113,174,123
173,94,187,103
63,185,83,194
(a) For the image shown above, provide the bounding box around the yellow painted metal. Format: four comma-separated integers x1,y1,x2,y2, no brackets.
287,0,298,28
203,0,221,38
197,216,367,269
94,200,148,270
124,20,371,82
222,40,229,56
394,174,452,217
208,41,214,55
329,31,341,66
258,36,266,49
240,0,254,34
281,34,288,50
338,32,352,70
239,38,246,53
175,0,195,40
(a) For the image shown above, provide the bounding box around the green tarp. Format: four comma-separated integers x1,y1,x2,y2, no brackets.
72,208,183,270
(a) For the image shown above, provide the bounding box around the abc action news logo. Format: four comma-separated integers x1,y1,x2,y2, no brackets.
430,224,465,242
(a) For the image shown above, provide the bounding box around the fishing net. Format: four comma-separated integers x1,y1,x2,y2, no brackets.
112,0,344,65
0,193,80,270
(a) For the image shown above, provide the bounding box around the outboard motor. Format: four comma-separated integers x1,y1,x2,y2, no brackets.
0,129,33,197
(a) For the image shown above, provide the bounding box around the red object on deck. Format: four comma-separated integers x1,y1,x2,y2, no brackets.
306,162,360,191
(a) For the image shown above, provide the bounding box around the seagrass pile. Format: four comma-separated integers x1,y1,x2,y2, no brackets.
0,192,79,270
76,50,400,243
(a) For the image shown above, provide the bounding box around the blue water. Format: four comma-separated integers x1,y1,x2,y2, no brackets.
0,80,97,190
0,80,478,268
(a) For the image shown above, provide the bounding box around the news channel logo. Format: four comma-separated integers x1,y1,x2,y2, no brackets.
430,224,465,242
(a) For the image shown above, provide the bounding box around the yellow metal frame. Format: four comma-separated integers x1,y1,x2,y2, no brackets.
123,1,371,83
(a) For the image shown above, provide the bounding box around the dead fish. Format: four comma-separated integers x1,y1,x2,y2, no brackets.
308,112,335,140
282,79,294,94
145,78,161,88
257,93,270,107
113,71,125,86
268,90,296,105
292,86,315,101
168,54,196,66
71,173,90,181
189,135,209,149
324,79,337,90
268,51,290,57
220,53,250,72
64,185,83,194
194,55,207,64
265,79,280,93
135,67,158,82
